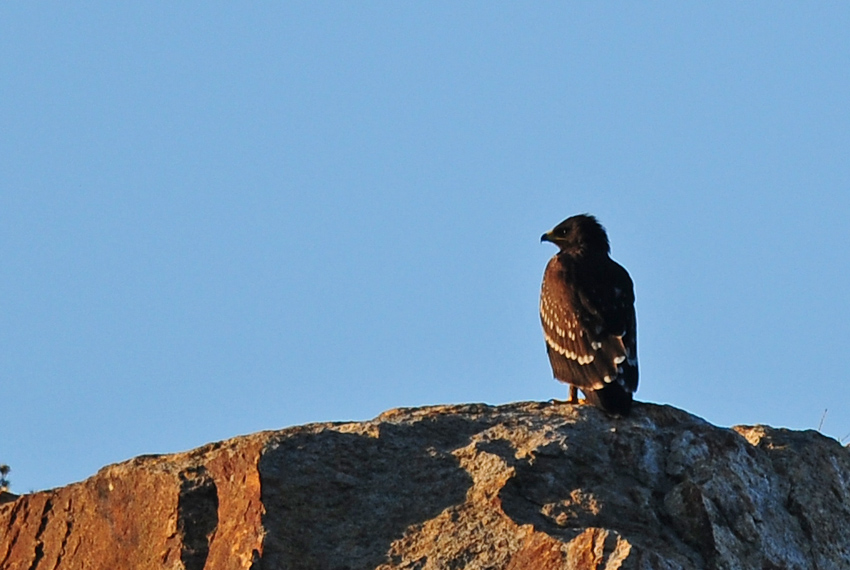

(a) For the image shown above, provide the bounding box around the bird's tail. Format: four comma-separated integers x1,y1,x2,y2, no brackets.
583,384,633,416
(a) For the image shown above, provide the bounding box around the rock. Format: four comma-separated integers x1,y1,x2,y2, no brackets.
1,401,849,569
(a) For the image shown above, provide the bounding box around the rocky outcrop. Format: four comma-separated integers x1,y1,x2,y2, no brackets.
1,402,849,569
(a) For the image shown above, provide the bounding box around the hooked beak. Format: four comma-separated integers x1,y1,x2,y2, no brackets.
541,231,553,243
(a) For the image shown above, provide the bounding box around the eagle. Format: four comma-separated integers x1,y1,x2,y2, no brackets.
540,214,638,415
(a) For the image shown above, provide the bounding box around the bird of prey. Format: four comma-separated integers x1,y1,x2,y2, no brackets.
540,214,638,415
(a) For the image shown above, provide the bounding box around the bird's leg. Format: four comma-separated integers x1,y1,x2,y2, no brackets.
567,385,588,405
550,385,584,406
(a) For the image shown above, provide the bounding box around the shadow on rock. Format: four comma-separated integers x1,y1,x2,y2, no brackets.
497,413,703,568
254,416,482,570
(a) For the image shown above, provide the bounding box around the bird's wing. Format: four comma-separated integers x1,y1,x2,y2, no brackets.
540,257,609,391
541,256,638,393
574,259,638,392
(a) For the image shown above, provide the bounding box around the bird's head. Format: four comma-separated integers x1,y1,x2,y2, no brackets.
541,214,610,255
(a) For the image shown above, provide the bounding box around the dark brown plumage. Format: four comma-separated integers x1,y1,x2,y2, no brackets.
540,214,638,415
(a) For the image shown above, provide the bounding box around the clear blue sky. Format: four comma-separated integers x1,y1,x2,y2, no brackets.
2,4,849,493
